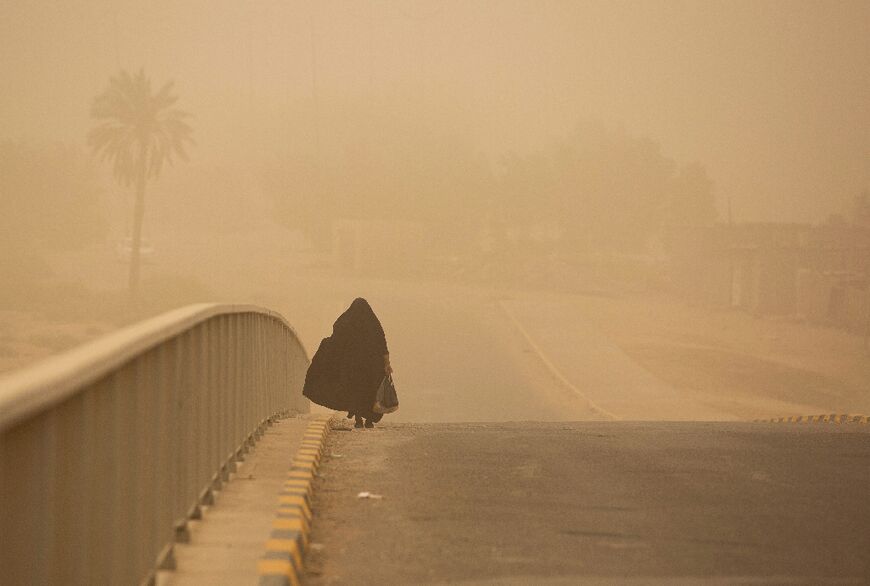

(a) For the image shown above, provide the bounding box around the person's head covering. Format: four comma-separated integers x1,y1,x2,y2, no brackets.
334,298,374,333
349,297,372,313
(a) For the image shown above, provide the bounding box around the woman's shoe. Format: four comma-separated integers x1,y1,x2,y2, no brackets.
364,420,374,428
354,416,364,428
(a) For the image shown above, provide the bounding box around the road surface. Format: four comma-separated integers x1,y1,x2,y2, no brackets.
305,421,870,585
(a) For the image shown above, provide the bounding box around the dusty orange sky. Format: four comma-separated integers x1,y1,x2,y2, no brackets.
2,0,868,222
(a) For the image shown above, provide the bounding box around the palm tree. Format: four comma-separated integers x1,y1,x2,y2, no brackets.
88,69,193,299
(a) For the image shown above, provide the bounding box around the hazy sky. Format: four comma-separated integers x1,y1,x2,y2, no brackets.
2,0,868,222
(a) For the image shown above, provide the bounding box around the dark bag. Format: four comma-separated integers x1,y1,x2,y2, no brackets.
373,375,399,414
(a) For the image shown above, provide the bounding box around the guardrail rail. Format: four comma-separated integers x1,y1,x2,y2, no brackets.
0,304,310,585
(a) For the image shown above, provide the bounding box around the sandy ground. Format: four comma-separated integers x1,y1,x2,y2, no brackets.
0,310,114,375
505,292,870,418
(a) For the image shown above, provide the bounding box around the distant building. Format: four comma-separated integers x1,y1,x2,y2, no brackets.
666,220,870,331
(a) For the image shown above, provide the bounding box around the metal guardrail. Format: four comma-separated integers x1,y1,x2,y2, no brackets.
0,304,310,585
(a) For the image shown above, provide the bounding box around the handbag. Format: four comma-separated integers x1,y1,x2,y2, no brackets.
373,374,399,414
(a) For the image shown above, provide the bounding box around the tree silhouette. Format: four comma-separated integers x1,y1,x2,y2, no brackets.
88,69,193,298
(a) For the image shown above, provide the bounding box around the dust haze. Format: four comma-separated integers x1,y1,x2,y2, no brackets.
2,0,868,421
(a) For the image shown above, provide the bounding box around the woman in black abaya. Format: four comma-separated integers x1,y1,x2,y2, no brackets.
303,298,392,428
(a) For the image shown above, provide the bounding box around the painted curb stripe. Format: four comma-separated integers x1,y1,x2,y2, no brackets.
284,478,311,490
267,532,305,563
258,415,333,586
278,495,312,519
276,510,310,532
257,560,299,586
754,413,869,425
291,461,316,471
279,488,310,500
265,539,302,564
259,574,299,586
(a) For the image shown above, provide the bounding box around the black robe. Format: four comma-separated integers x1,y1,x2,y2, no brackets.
303,298,388,420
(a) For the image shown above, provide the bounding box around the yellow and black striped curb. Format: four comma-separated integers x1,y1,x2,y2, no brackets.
258,414,333,586
754,413,869,424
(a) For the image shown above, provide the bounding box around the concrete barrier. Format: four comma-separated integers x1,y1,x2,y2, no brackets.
753,414,869,424
258,415,333,586
0,304,310,585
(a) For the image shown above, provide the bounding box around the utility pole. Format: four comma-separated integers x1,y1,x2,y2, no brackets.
109,9,121,70
368,0,374,89
309,1,320,159
308,0,327,248
727,192,735,308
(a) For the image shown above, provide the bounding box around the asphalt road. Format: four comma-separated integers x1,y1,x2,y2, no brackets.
305,421,870,585
379,290,602,423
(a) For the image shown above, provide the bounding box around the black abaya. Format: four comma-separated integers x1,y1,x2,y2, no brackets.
302,298,388,420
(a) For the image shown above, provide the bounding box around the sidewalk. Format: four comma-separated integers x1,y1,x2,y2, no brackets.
158,413,319,586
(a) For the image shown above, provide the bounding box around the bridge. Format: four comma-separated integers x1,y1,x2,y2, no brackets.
1,300,868,585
